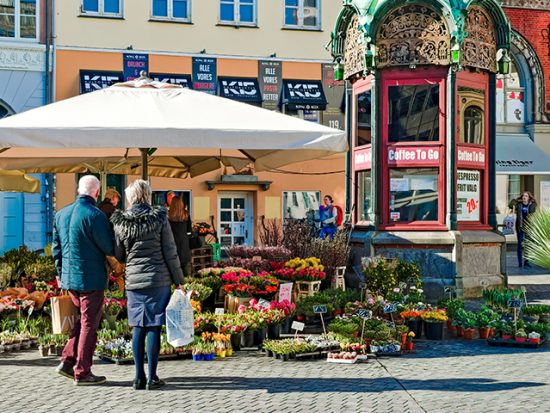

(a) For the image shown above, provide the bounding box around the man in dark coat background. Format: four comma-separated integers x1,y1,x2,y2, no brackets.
52,175,115,385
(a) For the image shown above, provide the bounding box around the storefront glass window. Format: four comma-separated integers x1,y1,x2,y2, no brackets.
388,85,440,142
357,171,372,222
0,0,37,39
458,87,485,145
463,106,484,145
507,174,520,204
496,59,525,124
356,90,371,146
389,168,439,222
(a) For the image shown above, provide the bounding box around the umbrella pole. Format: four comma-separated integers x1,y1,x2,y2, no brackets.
140,148,149,181
99,171,107,199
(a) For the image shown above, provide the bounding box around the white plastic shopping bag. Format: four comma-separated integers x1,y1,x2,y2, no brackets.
502,214,516,235
166,289,195,347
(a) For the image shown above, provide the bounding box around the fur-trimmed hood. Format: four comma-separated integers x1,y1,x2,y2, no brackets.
111,203,167,240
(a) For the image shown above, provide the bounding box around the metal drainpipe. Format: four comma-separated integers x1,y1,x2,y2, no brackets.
44,0,50,104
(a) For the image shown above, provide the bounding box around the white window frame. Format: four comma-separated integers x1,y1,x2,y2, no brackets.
80,0,123,18
219,0,257,27
0,0,40,41
150,0,191,22
283,0,321,30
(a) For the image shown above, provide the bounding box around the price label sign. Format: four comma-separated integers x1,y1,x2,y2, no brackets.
508,299,522,309
252,255,262,262
258,299,271,309
215,308,225,315
357,309,372,320
291,321,305,331
383,303,397,314
313,305,328,314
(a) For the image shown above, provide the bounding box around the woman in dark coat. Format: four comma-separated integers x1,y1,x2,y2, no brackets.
508,191,537,268
112,180,184,390
168,196,192,276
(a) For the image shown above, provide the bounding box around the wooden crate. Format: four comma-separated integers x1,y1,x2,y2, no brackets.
191,246,213,272
295,281,321,300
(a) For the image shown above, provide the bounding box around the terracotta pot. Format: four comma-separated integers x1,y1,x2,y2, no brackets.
405,342,413,351
515,337,527,342
529,338,540,344
446,319,455,330
456,325,464,337
401,333,407,346
502,335,513,340
463,328,476,340
478,327,491,340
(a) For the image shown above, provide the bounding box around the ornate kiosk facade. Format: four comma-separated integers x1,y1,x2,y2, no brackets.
331,0,512,297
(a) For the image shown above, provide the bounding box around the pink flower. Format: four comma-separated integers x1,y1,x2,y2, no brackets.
238,305,246,314
367,298,375,305
393,288,400,293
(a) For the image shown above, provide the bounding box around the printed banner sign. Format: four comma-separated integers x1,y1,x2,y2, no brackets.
79,70,123,94
258,61,282,110
192,57,217,94
457,147,486,168
354,147,372,170
150,73,192,88
321,63,345,130
282,80,327,110
123,53,149,81
387,146,440,166
457,170,480,221
218,77,262,102
278,282,293,303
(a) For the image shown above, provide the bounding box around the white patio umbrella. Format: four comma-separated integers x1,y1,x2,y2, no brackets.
0,78,347,179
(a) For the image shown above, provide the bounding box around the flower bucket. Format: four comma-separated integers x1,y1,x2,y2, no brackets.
463,328,476,340
241,331,255,348
268,324,281,340
219,350,226,358
281,318,292,334
478,327,491,339
406,319,422,339
205,353,215,360
254,328,267,346
424,321,444,340
192,354,203,361
231,334,242,351
38,346,49,357
456,325,464,337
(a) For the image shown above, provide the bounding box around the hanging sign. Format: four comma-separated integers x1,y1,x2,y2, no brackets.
150,73,192,88
123,53,149,81
218,77,262,102
282,80,327,110
79,70,123,94
354,147,372,170
192,57,217,94
457,170,480,221
258,61,282,110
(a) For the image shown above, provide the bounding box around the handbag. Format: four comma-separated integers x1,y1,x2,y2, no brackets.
501,214,516,236
51,293,79,334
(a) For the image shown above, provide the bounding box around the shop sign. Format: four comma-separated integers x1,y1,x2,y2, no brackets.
354,147,372,170
123,53,149,81
192,57,217,94
79,70,123,94
150,73,192,88
219,77,262,102
321,63,345,130
282,80,327,110
387,146,439,166
457,147,485,168
258,61,282,110
457,170,480,221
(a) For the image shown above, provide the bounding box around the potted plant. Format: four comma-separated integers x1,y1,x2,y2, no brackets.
476,306,497,339
462,312,477,340
421,309,447,340
515,328,527,342
521,306,540,323
442,298,464,331
192,342,203,361
37,334,51,357
528,332,541,344
538,305,550,324
501,322,514,340
400,309,423,338
405,331,415,351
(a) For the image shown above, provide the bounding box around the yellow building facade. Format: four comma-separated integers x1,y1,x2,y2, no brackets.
53,0,346,247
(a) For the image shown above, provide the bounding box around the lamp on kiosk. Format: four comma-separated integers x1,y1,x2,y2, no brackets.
498,49,511,75
450,36,461,64
333,60,344,81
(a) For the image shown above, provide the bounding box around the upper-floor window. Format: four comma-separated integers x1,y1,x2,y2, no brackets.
220,0,256,26
81,0,122,17
0,0,38,40
152,0,190,21
284,0,320,29
496,59,524,124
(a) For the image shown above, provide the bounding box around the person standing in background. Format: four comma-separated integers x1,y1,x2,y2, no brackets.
319,195,338,239
97,187,121,220
168,196,193,277
509,191,537,268
52,175,114,386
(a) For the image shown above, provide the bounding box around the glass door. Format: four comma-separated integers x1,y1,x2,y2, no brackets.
218,192,253,246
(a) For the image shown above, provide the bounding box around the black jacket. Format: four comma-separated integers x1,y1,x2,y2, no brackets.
112,203,184,290
169,219,192,275
508,198,537,233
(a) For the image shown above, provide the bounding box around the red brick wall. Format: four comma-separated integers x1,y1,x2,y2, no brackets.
504,7,550,115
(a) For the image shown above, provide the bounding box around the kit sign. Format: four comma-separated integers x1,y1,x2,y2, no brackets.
321,63,345,130
218,77,262,103
387,146,440,166
282,80,327,110
354,147,372,170
457,147,485,168
457,170,480,221
150,73,192,88
123,53,149,81
79,70,122,94
192,57,217,94
258,61,282,110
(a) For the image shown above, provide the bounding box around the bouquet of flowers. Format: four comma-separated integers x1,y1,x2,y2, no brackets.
421,309,448,322
103,296,126,317
193,222,215,235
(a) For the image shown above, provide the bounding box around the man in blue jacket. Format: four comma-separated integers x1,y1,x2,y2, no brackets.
52,175,114,385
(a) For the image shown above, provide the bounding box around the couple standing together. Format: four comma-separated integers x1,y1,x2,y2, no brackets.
52,175,190,390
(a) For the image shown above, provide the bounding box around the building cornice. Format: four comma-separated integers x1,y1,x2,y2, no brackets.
0,41,47,72
500,0,550,10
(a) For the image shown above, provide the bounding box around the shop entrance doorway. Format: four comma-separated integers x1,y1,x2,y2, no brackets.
218,192,253,246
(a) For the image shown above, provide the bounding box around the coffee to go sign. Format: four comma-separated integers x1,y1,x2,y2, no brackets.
387,146,440,166
457,147,485,168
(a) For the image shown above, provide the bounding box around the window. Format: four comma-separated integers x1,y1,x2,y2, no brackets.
0,0,38,40
152,0,190,21
463,106,484,145
220,0,256,26
389,168,439,222
81,0,122,17
356,90,372,146
357,171,372,222
388,85,440,142
496,59,525,124
284,0,320,29
282,191,320,220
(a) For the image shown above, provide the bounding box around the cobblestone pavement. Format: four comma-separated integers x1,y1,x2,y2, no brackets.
1,339,549,413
